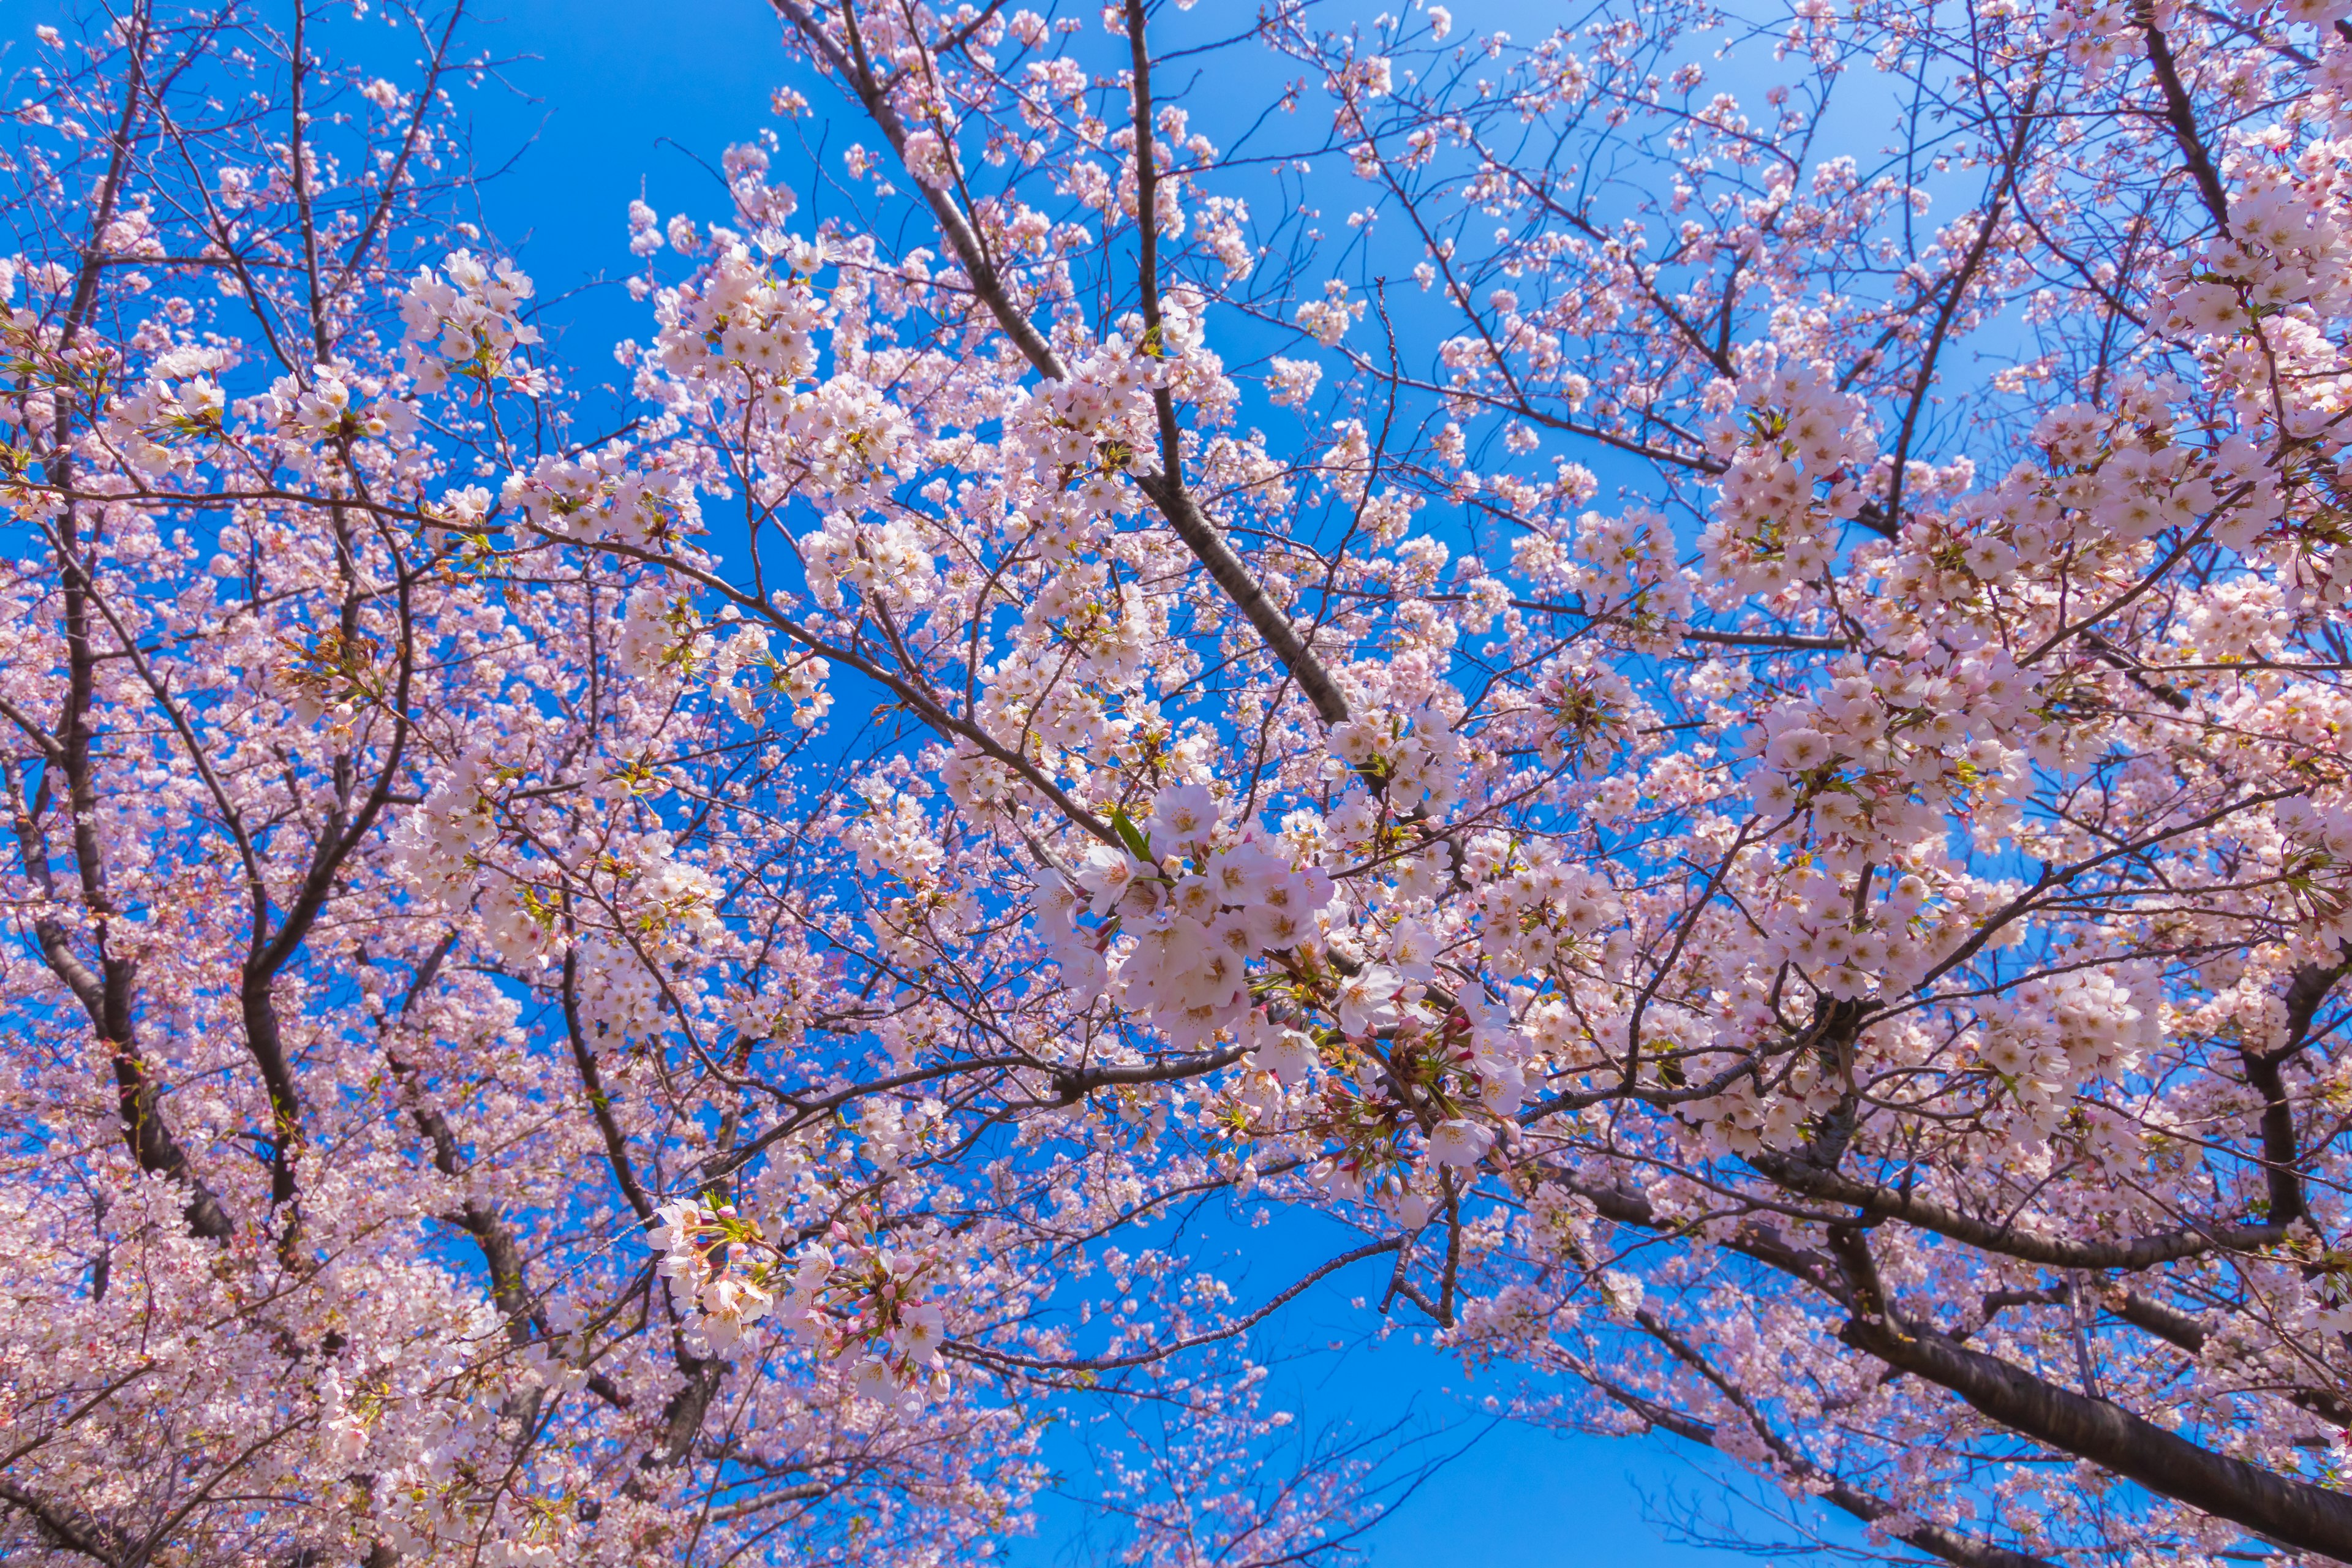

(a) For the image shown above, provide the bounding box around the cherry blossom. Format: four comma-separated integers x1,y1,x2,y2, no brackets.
14,0,2352,1564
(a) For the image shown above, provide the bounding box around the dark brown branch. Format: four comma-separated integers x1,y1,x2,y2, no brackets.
2134,0,2233,235
563,948,658,1224
2238,959,2345,1230
1752,1155,2285,1272
1842,1313,2352,1558
0,1479,124,1567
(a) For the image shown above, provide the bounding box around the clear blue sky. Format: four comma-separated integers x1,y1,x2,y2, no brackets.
456,2,1802,1562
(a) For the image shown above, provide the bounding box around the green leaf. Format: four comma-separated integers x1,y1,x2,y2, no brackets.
1108,805,1154,863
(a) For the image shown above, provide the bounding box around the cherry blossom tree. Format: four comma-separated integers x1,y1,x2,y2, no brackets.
10,0,2352,1564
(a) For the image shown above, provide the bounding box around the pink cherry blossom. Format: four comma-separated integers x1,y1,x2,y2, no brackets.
12,0,2352,1564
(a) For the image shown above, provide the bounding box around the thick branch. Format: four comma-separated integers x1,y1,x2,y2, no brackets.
1752,1156,2283,1272
1842,1314,2352,1558
2239,959,2345,1229
2134,0,2233,235
0,1480,124,1567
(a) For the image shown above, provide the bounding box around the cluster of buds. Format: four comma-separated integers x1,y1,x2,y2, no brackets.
650,1199,783,1344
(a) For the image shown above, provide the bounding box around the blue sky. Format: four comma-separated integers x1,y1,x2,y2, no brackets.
451,2,1805,1562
